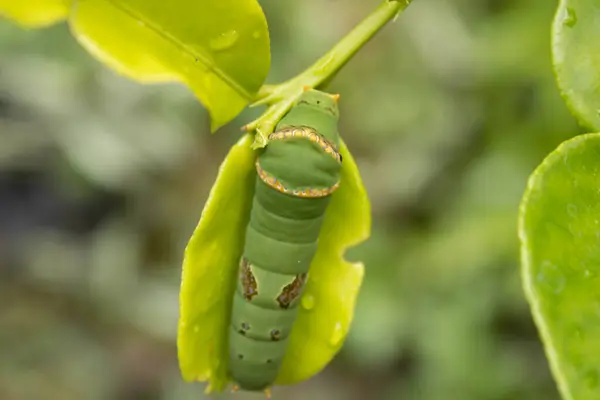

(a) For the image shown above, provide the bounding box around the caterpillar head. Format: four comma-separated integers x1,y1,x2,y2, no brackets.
296,87,340,120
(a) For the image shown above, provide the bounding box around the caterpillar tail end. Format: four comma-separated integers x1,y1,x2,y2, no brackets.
229,383,272,398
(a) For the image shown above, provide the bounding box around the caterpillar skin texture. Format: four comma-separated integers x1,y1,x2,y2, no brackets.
228,90,342,391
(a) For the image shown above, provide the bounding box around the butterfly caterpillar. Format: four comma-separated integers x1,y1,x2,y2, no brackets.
228,89,342,391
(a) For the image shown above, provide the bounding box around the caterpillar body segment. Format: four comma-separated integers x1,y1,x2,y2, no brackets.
228,90,342,391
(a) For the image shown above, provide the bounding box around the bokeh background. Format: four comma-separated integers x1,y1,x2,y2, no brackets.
0,0,584,399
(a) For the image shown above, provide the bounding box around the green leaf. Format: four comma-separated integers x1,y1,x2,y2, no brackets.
552,0,600,131
1,0,271,131
177,134,256,393
519,132,600,400
177,134,370,392
70,0,270,131
0,0,69,27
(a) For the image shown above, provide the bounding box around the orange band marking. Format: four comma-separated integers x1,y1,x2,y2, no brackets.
255,159,340,198
268,126,341,164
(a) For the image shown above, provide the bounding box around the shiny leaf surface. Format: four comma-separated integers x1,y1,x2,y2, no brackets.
520,133,600,400
1,0,271,131
552,0,600,130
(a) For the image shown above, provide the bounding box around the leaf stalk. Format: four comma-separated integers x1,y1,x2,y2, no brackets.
245,0,414,149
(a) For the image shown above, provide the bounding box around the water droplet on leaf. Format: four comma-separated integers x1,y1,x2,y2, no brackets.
537,260,566,294
301,294,315,310
330,322,343,346
194,325,200,333
567,203,578,217
564,7,577,27
252,30,261,39
209,30,239,51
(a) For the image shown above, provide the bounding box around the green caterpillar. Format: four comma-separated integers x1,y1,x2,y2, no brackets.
228,89,342,391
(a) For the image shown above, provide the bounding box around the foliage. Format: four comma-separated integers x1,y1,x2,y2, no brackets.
0,0,68,27
552,0,600,132
0,0,405,393
0,0,590,399
519,1,600,399
0,0,271,131
178,134,369,392
520,133,600,400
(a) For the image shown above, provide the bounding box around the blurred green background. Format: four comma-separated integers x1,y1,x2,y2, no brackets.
0,0,584,399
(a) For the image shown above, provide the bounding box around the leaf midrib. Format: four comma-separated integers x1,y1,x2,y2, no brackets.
95,0,253,100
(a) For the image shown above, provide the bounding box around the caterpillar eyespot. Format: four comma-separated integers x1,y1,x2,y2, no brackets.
228,89,342,392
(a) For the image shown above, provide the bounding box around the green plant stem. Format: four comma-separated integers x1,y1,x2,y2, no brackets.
245,0,414,149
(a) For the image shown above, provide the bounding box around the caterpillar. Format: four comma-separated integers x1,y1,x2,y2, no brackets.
228,89,342,391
